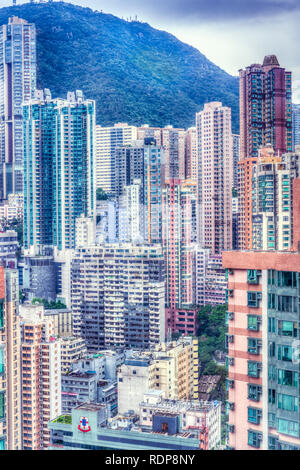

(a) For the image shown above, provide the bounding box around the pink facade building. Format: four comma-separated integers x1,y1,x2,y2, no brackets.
20,304,61,450
238,55,292,250
162,179,197,336
196,102,233,254
223,179,300,450
239,55,292,161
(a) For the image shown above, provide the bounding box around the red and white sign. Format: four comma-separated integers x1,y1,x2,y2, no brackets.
78,416,91,433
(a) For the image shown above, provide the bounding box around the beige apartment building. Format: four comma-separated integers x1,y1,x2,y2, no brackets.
117,337,199,414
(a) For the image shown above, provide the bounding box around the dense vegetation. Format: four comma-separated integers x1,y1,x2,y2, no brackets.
197,304,227,403
32,297,67,310
96,187,112,201
0,2,239,132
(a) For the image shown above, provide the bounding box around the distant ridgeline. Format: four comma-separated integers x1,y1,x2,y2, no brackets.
0,1,239,131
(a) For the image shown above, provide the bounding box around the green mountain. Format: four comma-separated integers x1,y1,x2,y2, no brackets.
0,1,239,131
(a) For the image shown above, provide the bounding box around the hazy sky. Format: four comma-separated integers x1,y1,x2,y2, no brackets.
3,0,300,102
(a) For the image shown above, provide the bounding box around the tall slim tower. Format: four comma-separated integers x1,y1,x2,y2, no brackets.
239,55,292,160
20,304,61,450
162,179,198,336
238,56,292,249
23,89,96,251
0,267,6,450
196,102,233,254
251,146,300,251
185,127,197,180
2,269,21,450
0,17,36,200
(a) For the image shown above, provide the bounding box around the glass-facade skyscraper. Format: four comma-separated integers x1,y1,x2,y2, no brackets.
23,89,96,251
0,16,36,200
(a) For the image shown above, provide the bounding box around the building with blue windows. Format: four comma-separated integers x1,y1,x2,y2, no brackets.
293,103,300,149
23,89,96,251
0,16,36,199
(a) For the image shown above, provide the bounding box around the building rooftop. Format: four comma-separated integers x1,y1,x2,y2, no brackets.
198,375,222,400
75,403,107,412
140,398,220,413
263,55,280,67
63,371,95,379
44,309,71,315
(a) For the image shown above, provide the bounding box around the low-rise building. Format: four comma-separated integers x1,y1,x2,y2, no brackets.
44,309,73,337
48,404,203,450
60,336,87,374
0,230,19,268
139,391,222,450
61,352,121,415
118,337,199,414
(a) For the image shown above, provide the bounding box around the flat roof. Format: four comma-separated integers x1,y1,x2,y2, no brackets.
75,403,107,412
222,250,300,271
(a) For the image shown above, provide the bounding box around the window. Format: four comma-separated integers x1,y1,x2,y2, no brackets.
248,315,260,331
0,391,4,420
247,270,260,284
248,384,262,401
268,366,276,381
278,369,298,387
248,338,261,355
268,388,276,404
277,271,297,288
227,311,234,321
278,394,298,412
269,342,275,357
226,289,234,301
268,294,276,309
228,424,235,433
0,348,4,375
226,379,234,390
268,437,277,450
268,270,275,286
248,407,262,424
247,291,261,308
277,418,299,438
0,437,4,450
268,413,276,427
268,317,276,333
277,345,293,362
277,296,296,313
278,321,297,338
248,430,262,448
248,361,261,378
226,334,234,346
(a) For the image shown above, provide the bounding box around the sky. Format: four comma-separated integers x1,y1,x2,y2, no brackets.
3,0,300,102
